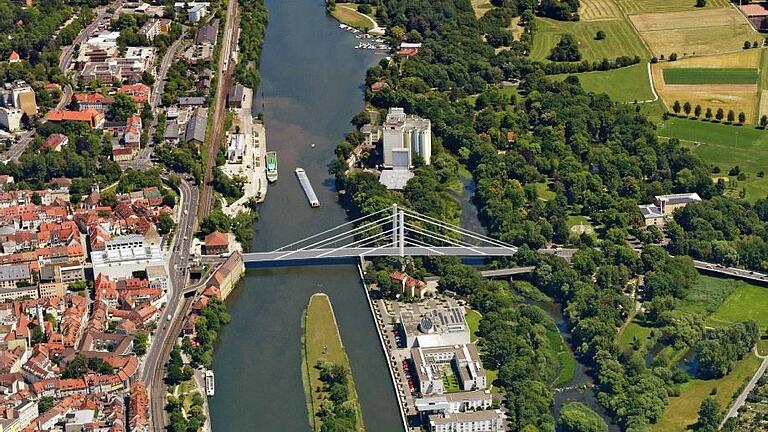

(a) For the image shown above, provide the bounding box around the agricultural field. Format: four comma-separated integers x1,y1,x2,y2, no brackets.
657,118,768,200
615,0,730,14
579,0,623,21
471,0,493,17
530,17,650,62
654,354,762,431
662,68,758,85
629,8,759,57
553,62,654,102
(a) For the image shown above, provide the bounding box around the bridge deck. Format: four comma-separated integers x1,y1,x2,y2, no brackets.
241,246,518,262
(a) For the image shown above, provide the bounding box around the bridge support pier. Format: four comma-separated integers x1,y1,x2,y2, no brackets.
398,210,404,257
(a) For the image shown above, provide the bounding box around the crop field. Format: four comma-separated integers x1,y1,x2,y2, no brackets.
471,0,493,17
659,50,761,69
530,17,649,62
662,68,758,85
579,0,622,21
657,118,768,200
616,0,730,14
553,62,654,102
630,8,759,57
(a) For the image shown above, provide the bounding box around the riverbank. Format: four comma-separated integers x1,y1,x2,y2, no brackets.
301,293,365,431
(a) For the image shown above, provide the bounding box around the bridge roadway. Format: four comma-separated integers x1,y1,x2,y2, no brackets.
240,246,519,262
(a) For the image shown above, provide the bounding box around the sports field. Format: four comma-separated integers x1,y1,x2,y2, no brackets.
629,8,759,57
553,63,654,102
530,17,650,62
662,68,758,85
657,118,768,200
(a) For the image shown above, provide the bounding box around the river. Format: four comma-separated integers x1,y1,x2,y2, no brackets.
207,0,402,430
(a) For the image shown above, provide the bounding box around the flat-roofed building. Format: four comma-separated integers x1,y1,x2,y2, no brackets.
0,264,31,290
415,389,494,416
91,234,163,280
399,306,470,348
428,409,505,432
382,107,431,168
639,192,701,227
411,344,486,396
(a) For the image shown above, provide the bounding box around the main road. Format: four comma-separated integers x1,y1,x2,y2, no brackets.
143,177,199,430
197,0,239,222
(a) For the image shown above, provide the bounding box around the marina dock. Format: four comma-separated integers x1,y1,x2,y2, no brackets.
295,168,320,208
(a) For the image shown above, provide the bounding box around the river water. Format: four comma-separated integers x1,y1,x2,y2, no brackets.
207,0,402,430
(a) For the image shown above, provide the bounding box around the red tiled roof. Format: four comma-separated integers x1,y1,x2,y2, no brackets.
204,230,228,247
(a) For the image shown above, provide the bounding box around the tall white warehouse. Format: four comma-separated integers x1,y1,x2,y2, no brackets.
382,107,432,168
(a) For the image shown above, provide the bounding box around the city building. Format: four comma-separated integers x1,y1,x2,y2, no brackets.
399,306,470,348
118,83,151,104
146,265,169,292
138,18,172,41
174,2,210,22
123,115,142,146
382,107,432,168
0,264,32,290
74,93,113,111
185,108,207,146
207,251,244,300
10,81,36,116
427,409,506,432
227,133,245,162
411,344,486,395
638,192,701,227
0,107,23,132
90,234,163,280
204,231,229,255
227,83,246,109
46,109,104,128
391,271,428,298
415,390,495,416
195,20,219,46
41,134,68,152
0,399,38,432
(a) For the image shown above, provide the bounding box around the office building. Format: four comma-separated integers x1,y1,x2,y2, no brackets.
428,409,506,432
411,344,486,395
0,108,23,132
399,306,470,348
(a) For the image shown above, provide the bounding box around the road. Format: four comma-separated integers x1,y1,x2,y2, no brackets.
197,0,240,223
142,177,199,430
720,349,768,428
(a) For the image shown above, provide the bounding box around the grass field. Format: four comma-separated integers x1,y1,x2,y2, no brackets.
616,0,730,14
553,63,654,102
533,182,557,201
466,308,482,343
708,283,768,329
302,294,365,431
331,4,376,32
657,118,768,200
546,327,577,386
530,17,650,62
630,8,759,57
617,321,655,351
663,68,758,85
654,354,762,431
677,275,740,316
580,0,622,21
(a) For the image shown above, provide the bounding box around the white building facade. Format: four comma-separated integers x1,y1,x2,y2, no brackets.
382,107,432,168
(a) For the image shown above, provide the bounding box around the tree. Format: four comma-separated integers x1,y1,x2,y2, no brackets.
716,108,724,121
549,34,581,62
705,107,713,120
696,398,720,431
683,101,692,116
559,402,609,432
595,30,606,40
157,212,175,235
38,396,55,414
669,52,678,61
672,100,681,114
744,40,752,50
696,0,706,6
356,3,372,14
351,110,371,128
110,93,137,121
761,114,768,128
727,109,735,123
738,111,746,124
134,331,148,355
694,104,702,118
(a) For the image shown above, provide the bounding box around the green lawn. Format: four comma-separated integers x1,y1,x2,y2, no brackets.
530,17,650,63
331,4,376,31
617,321,655,351
466,308,482,343
443,370,461,393
662,68,758,85
546,327,577,386
654,354,762,432
707,283,768,329
657,118,768,201
677,275,740,316
302,294,365,431
553,63,654,102
533,182,557,201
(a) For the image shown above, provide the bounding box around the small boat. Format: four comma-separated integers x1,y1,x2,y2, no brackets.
266,151,278,183
205,370,215,397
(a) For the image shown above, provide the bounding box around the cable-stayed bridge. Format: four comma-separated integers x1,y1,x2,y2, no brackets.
240,204,518,265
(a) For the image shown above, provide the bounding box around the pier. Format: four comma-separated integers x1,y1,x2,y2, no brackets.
295,168,320,207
